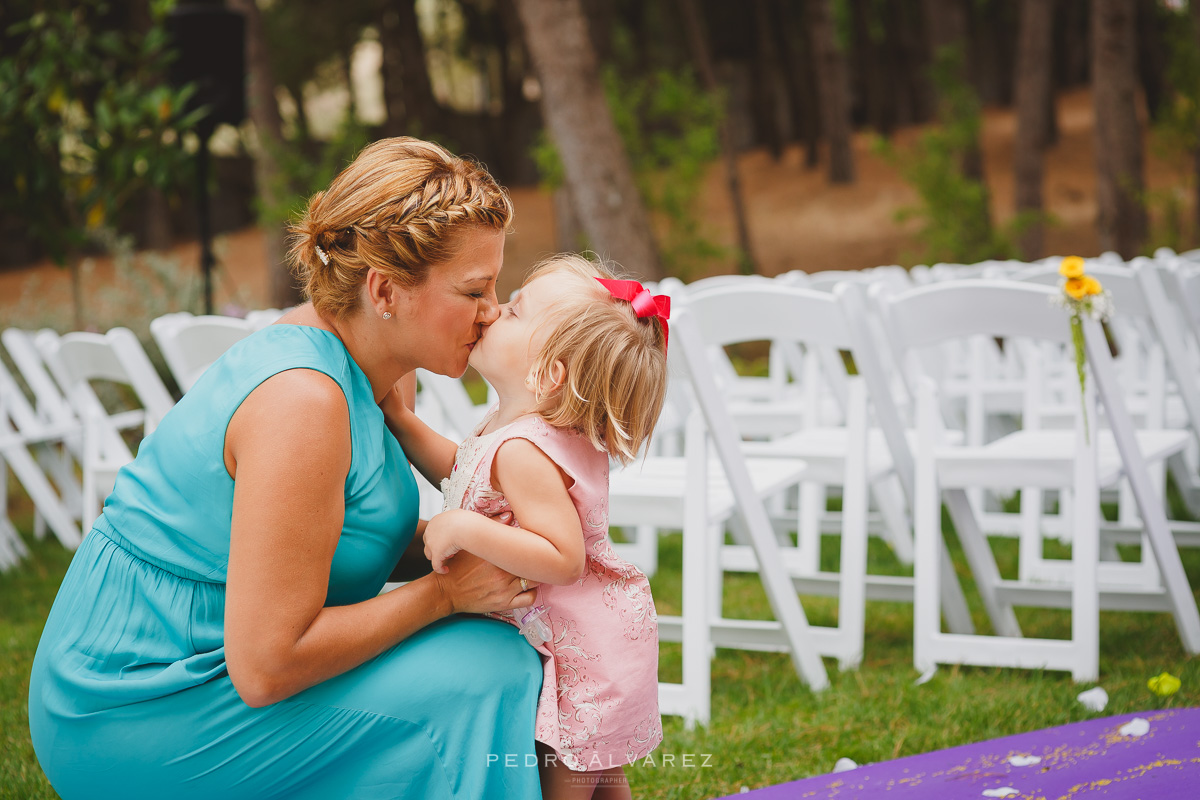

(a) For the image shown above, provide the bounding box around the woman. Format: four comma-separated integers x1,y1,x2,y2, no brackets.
28,138,543,799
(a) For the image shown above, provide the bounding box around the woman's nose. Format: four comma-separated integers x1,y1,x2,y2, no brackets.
479,292,500,325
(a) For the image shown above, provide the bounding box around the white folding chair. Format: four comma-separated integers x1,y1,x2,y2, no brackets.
1156,257,1200,516
1009,259,1200,555
0,354,82,557
39,327,176,530
866,280,1200,681
150,312,258,393
681,281,916,573
609,308,830,728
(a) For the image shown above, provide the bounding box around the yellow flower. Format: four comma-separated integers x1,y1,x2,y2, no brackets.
1064,278,1087,300
1082,276,1103,296
46,86,66,114
1060,256,1086,279
85,201,106,230
1148,672,1181,697
158,97,172,123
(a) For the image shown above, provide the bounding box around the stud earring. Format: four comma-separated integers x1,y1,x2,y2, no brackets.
382,311,392,320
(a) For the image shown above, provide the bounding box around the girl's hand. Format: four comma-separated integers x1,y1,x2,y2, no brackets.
422,509,468,573
431,550,539,614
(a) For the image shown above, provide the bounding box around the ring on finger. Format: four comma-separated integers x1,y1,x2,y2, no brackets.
520,578,529,592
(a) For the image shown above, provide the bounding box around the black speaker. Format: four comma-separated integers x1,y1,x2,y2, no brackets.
166,3,246,136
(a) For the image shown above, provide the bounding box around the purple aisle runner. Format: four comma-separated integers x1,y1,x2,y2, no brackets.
719,708,1200,799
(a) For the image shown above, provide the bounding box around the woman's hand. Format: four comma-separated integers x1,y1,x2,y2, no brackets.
431,549,539,615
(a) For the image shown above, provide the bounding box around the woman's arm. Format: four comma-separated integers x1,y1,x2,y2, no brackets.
423,438,585,585
379,380,458,485
224,370,535,708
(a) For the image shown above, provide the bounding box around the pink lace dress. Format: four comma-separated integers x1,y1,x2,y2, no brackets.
441,411,663,772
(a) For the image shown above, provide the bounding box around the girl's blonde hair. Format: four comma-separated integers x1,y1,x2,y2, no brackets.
289,137,513,319
525,254,668,465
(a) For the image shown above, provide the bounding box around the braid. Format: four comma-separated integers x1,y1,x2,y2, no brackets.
288,137,513,320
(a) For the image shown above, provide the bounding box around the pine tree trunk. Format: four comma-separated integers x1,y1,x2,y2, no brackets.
751,0,788,160
807,0,856,183
923,0,985,181
1192,0,1200,238
513,0,661,279
228,0,298,308
386,0,441,136
1014,0,1056,259
678,0,758,273
1092,0,1147,257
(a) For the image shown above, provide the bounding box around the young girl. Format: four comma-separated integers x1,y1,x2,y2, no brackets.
390,253,669,799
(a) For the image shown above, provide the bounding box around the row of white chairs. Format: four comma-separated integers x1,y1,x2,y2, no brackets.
0,311,285,568
4,252,1199,731
593,252,1200,725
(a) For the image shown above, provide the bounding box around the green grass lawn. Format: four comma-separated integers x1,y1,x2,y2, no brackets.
3,507,1198,799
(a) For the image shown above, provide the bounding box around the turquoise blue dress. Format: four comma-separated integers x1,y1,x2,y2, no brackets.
28,324,542,799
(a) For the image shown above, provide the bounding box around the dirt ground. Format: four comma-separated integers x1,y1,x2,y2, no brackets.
1,88,1193,327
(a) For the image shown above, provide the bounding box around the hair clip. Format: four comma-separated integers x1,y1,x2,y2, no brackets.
315,246,330,266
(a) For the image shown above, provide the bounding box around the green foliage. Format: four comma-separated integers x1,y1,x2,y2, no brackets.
0,0,204,266
1147,3,1200,251
876,47,1031,266
256,113,372,230
531,66,727,278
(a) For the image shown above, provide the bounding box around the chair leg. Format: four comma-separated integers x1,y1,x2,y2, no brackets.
872,474,913,564
0,440,81,549
1070,389,1100,683
913,383,941,674
945,488,1022,638
798,481,823,575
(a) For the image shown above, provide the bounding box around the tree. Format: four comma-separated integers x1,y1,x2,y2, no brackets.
678,0,758,273
513,0,661,280
0,0,201,325
922,0,985,181
377,0,442,139
806,0,856,183
1092,0,1148,257
228,0,300,308
1013,0,1056,259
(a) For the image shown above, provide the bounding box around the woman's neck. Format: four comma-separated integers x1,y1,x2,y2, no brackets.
286,303,411,403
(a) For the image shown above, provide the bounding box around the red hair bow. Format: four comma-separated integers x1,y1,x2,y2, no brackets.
595,278,671,352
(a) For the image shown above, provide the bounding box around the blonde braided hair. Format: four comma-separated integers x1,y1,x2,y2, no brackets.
289,137,514,320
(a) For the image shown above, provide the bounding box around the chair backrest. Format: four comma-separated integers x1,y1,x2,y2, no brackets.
2,328,78,432
668,305,831,690
150,312,257,392
683,282,855,418
245,308,287,329
1163,259,1200,342
414,369,488,440
1135,259,1200,450
41,327,176,442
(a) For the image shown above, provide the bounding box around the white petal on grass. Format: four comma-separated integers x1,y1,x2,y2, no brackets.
833,758,858,773
1118,718,1150,737
1076,686,1108,712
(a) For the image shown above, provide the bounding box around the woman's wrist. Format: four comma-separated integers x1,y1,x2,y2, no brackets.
421,571,456,618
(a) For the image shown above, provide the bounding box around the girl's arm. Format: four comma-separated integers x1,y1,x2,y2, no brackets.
224,369,535,708
423,438,585,585
379,379,458,485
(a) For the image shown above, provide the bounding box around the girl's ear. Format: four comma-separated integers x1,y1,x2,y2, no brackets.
530,360,567,400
